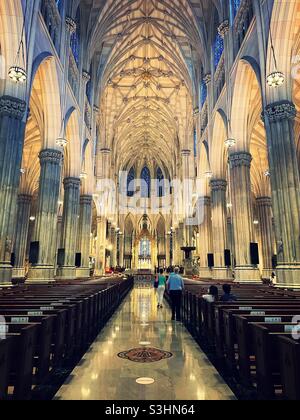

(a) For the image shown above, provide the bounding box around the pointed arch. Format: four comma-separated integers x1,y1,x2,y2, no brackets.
64,109,81,178
210,110,228,178
231,59,262,152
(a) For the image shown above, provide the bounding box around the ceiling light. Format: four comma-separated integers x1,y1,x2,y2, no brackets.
80,172,88,180
267,71,285,88
204,171,213,179
56,138,68,148
8,66,27,83
225,138,236,148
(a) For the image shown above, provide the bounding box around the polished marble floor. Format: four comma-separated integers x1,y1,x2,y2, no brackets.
55,287,236,400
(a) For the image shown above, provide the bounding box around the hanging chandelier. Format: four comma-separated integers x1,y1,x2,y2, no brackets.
204,171,213,179
267,71,285,88
8,2,28,84
225,138,236,149
56,138,68,148
266,1,284,88
8,66,27,83
80,172,88,180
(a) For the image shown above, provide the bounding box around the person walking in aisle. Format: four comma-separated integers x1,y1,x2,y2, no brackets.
157,268,166,308
167,267,185,321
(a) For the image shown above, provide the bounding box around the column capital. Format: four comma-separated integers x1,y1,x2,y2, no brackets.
63,177,81,189
203,74,211,85
100,148,111,155
263,100,296,123
65,16,77,34
210,179,227,192
82,70,91,83
229,152,252,169
0,95,26,120
93,105,100,116
218,20,230,38
181,149,191,157
256,196,272,207
17,194,32,205
80,195,93,205
39,149,63,165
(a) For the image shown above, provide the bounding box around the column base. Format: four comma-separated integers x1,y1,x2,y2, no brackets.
12,267,26,279
275,264,300,289
261,268,273,281
27,265,56,284
76,267,91,279
198,267,213,279
212,267,233,282
56,266,76,281
0,263,12,285
234,266,262,283
94,268,104,276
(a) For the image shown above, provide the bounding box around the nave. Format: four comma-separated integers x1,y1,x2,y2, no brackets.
55,287,235,401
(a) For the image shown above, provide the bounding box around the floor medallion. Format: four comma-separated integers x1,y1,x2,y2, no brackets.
118,347,173,363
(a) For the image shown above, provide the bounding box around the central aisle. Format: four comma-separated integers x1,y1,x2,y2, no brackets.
55,287,236,400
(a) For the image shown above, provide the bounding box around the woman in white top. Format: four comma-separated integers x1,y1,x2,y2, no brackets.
202,285,219,303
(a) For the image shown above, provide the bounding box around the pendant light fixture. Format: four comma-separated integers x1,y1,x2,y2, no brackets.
266,0,284,88
8,1,28,83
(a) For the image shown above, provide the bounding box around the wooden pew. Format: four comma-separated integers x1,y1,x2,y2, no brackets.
0,277,134,400
0,336,13,400
232,312,300,387
4,324,37,400
251,323,298,399
278,335,300,400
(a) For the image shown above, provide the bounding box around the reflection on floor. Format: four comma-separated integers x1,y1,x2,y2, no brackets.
55,287,236,400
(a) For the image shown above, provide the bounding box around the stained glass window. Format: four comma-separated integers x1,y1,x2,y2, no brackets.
214,32,224,69
127,167,135,197
141,166,151,198
71,8,80,67
194,128,197,157
230,0,242,22
200,79,207,106
157,167,165,197
55,0,63,13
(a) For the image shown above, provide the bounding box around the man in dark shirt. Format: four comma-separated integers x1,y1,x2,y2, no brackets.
220,284,237,302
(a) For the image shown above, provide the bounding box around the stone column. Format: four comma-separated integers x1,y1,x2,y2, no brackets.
264,101,300,288
76,195,92,278
198,197,213,279
178,222,185,265
95,216,106,275
110,226,117,268
12,194,32,279
181,149,193,244
229,152,261,283
56,177,81,280
0,96,27,285
210,180,232,281
27,149,63,283
256,197,274,280
119,234,124,267
173,228,179,266
165,234,171,268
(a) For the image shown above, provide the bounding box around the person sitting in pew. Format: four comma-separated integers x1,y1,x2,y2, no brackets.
220,284,237,302
202,286,219,303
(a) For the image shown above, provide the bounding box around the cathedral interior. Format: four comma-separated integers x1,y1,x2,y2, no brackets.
1,0,300,402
